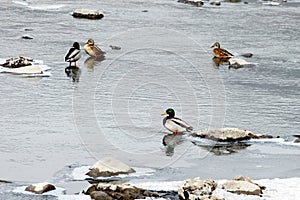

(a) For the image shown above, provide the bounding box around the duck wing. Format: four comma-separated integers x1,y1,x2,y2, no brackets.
213,47,234,58
65,48,80,62
171,117,193,131
94,45,106,55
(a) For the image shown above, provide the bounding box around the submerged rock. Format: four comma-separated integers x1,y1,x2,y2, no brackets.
25,182,56,194
86,157,135,178
84,183,159,200
178,178,220,200
192,128,273,142
222,176,265,196
72,9,104,20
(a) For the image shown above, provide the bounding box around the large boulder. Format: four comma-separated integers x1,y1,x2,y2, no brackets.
178,178,220,200
222,176,265,196
25,182,56,194
84,183,158,200
192,128,273,142
86,157,135,178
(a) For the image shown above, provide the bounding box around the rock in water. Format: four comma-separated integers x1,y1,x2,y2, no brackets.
0,56,33,68
178,178,220,200
25,182,56,194
86,157,135,178
222,176,265,196
192,128,273,142
90,191,114,200
84,183,158,200
72,9,104,19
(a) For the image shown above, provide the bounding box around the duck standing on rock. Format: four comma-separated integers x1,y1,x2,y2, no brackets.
161,108,193,136
65,42,81,67
211,42,234,59
84,39,105,58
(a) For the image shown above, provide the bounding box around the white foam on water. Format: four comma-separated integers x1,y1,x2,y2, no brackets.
27,4,66,10
11,1,65,11
72,166,156,181
12,0,29,6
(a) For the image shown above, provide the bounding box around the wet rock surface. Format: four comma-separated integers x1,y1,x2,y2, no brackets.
84,183,159,200
25,182,56,194
178,178,219,200
193,128,273,142
0,56,33,68
222,176,265,196
86,157,136,178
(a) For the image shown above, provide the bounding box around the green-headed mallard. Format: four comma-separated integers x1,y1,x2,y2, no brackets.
161,108,193,135
211,42,234,59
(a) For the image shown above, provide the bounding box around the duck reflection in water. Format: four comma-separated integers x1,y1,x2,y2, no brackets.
65,66,81,82
192,141,250,156
162,134,185,156
162,134,251,156
212,57,230,68
84,56,105,70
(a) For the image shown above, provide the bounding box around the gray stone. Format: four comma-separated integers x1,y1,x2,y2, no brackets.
222,176,265,196
25,182,56,194
86,157,135,178
193,128,273,142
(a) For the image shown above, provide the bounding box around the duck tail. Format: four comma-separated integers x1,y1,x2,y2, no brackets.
186,126,193,132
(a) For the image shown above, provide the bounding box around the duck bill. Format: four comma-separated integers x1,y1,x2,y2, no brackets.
161,111,167,116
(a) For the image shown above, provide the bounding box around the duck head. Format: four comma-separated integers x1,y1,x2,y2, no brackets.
211,42,220,48
73,42,80,50
161,108,175,118
86,39,95,46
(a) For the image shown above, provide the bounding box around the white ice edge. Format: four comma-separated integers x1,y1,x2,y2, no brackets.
184,134,300,147
12,177,300,200
13,186,91,199
13,186,66,196
130,177,300,200
72,166,156,181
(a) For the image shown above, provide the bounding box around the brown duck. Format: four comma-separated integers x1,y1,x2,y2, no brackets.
211,42,234,59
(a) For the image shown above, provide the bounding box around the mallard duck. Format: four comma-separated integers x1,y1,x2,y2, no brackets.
161,108,193,135
84,39,105,58
65,42,81,67
211,42,234,59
